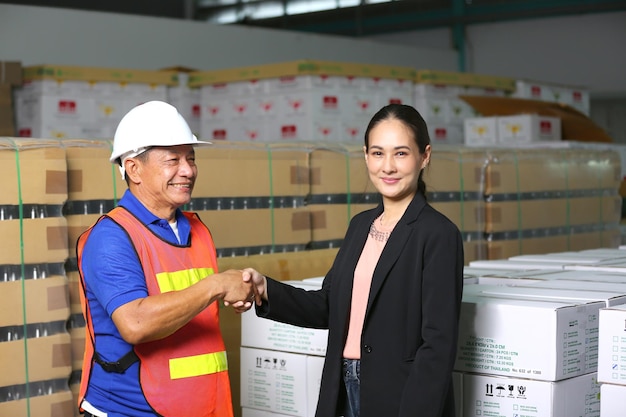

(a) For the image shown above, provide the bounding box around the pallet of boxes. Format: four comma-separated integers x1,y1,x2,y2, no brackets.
13,64,178,140
0,138,74,416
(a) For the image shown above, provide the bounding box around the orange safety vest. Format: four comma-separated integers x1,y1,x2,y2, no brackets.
77,207,233,417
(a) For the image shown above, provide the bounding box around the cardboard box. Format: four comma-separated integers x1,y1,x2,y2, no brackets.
483,195,621,233
600,383,626,417
194,143,311,198
62,139,127,202
461,372,600,417
199,208,312,252
0,275,70,327
241,281,327,356
459,95,612,143
217,249,338,283
497,114,561,143
0,388,74,417
240,347,324,417
485,228,622,261
0,332,72,387
308,203,377,244
0,216,69,264
464,283,626,307
69,325,85,371
456,294,604,381
598,304,626,385
0,138,68,206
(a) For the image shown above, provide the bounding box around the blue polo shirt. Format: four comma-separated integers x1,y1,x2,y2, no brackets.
80,189,192,416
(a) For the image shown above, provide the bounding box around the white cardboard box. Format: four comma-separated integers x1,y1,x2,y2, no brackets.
456,294,604,381
600,383,626,417
497,114,561,144
598,304,626,385
240,347,324,417
241,280,328,356
463,283,626,307
462,372,600,417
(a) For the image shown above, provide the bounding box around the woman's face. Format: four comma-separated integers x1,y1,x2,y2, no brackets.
364,118,431,204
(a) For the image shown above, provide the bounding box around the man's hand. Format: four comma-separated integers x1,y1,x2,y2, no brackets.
222,267,267,313
218,269,254,309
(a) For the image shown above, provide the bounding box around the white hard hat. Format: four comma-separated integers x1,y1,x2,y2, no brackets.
110,101,211,177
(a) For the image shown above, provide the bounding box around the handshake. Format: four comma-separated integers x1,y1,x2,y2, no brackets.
217,268,267,313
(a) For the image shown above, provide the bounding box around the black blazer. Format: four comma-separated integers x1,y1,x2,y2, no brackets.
257,192,464,417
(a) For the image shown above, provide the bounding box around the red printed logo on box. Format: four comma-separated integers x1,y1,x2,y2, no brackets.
434,127,447,140
323,96,338,109
245,129,259,140
192,104,201,118
573,91,582,102
281,125,297,139
19,128,32,137
208,106,220,116
234,104,247,115
540,120,552,135
58,100,77,114
531,85,542,97
260,101,273,113
213,129,227,140
288,100,303,111
388,98,403,105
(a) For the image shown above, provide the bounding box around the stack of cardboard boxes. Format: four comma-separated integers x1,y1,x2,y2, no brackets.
13,65,177,140
189,60,415,143
0,138,74,416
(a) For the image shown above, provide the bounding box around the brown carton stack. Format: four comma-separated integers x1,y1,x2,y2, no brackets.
0,138,74,417
424,145,489,264
0,61,22,136
482,146,622,259
308,144,378,248
59,138,126,415
194,142,312,257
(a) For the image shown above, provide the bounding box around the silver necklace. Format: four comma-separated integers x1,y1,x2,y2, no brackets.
369,215,392,242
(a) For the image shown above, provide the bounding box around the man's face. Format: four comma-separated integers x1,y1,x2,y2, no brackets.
133,145,197,217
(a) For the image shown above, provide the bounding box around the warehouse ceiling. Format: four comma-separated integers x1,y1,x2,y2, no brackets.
3,0,626,37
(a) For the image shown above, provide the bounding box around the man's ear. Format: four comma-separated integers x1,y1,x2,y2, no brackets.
124,158,141,184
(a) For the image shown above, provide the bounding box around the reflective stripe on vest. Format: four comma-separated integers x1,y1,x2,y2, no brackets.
170,350,228,380
156,267,215,293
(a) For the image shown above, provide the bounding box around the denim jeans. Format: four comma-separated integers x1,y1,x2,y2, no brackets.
342,358,360,417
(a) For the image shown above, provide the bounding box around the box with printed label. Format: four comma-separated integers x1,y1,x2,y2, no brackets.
456,294,604,381
462,372,600,417
497,114,561,143
598,304,626,385
240,347,324,417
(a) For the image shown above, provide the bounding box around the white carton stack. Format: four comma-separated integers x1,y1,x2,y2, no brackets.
189,60,415,143
598,304,626,416
240,279,327,417
513,79,591,116
462,248,626,416
413,70,516,145
14,65,176,139
464,114,561,146
456,292,603,416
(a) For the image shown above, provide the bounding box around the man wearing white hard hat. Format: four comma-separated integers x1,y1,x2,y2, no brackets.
76,101,256,417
